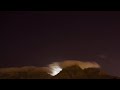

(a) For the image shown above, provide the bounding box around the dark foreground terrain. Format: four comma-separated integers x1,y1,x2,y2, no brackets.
0,65,119,79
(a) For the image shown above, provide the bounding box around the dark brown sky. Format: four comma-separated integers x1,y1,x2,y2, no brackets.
0,11,120,76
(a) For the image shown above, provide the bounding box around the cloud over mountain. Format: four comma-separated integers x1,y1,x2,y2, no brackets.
0,60,118,79
48,60,100,76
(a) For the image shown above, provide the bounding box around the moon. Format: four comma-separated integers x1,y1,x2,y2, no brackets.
48,62,62,76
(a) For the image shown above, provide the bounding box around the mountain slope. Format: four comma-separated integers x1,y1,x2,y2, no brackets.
51,65,119,79
0,65,119,79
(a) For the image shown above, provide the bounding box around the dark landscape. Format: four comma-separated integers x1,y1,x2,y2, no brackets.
1,11,120,79
0,60,119,79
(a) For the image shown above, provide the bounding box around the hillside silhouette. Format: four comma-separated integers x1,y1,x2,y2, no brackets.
52,65,118,79
0,66,51,79
0,65,119,79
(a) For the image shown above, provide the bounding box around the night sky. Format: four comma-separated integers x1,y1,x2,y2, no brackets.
0,11,120,76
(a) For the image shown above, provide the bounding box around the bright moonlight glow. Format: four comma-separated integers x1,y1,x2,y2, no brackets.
51,66,62,76
48,62,62,76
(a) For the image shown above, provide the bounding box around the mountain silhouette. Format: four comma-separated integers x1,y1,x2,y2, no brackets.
0,65,119,79
52,65,119,79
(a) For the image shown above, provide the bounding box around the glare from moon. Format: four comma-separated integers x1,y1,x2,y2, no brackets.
48,62,62,76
